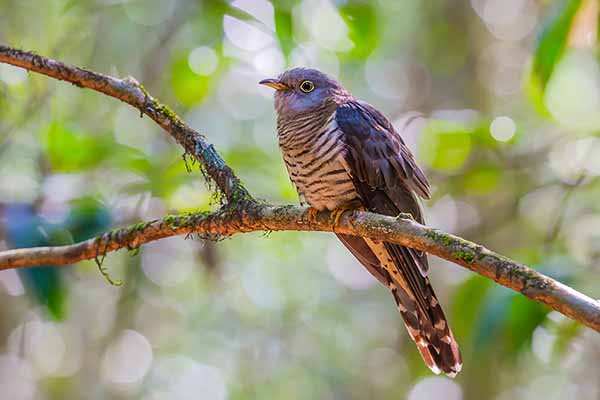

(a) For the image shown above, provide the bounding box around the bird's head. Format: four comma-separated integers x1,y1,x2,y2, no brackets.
260,68,349,117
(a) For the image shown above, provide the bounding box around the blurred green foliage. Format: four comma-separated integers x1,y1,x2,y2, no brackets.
532,0,582,91
527,0,583,115
170,54,212,106
44,122,112,172
420,120,473,173
339,2,380,60
273,3,294,59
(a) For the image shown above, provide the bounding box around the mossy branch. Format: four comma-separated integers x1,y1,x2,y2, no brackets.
0,44,599,333
0,45,251,204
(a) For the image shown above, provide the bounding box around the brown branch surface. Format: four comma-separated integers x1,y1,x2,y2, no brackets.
0,44,599,333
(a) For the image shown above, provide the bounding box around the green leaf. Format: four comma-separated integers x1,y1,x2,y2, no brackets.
462,166,501,195
62,0,81,13
65,197,112,242
503,295,548,353
473,287,512,349
43,122,111,172
531,0,583,92
21,267,67,320
339,1,380,60
170,55,211,107
274,5,294,59
451,275,493,341
109,142,154,175
419,120,473,173
473,286,548,357
46,227,75,246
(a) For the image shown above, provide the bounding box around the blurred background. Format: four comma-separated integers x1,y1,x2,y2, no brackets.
0,0,599,398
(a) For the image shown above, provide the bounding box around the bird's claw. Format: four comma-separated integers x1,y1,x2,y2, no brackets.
396,212,415,220
330,207,351,227
306,207,319,223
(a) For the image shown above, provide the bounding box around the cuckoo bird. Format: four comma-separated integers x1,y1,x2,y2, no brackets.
260,68,462,377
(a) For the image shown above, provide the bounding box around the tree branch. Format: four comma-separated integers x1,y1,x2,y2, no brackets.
0,44,598,333
0,205,599,332
0,45,251,204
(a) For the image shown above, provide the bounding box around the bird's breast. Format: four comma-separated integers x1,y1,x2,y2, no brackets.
278,112,358,211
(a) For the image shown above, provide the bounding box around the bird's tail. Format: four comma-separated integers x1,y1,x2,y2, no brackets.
389,280,462,377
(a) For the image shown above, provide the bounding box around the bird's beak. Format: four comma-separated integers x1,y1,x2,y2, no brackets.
259,78,289,90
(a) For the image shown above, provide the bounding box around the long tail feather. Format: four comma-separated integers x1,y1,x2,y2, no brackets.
363,237,462,377
336,234,462,376
389,281,462,377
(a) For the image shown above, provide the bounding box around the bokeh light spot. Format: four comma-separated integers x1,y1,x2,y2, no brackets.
0,270,25,296
295,0,353,51
327,241,377,290
490,116,516,142
545,51,600,132
8,320,66,377
0,64,27,85
472,0,538,41
141,237,195,287
0,355,36,400
223,16,274,52
101,329,153,386
188,47,219,76
408,376,463,400
242,262,284,310
147,356,227,400
232,0,275,30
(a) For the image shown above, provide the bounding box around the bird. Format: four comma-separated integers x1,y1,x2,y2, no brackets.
260,68,462,377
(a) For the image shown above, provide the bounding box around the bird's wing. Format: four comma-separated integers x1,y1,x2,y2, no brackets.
335,101,461,377
336,101,430,200
336,101,429,275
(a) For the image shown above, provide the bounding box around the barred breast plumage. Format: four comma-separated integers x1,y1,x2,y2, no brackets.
277,110,358,211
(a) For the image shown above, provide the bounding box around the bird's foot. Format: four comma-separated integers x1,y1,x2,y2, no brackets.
305,207,319,223
396,212,415,220
329,207,353,228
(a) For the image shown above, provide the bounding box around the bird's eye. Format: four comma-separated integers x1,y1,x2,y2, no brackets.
299,80,315,93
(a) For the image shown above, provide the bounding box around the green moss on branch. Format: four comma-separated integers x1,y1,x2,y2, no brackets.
454,249,475,263
425,229,455,247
